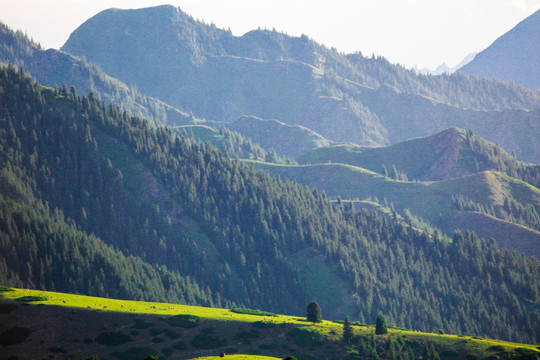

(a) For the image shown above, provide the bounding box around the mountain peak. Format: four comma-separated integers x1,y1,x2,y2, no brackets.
458,9,540,90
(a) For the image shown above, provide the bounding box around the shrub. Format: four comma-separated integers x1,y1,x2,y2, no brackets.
16,296,47,302
287,328,324,347
0,327,31,346
259,343,279,350
0,286,14,292
191,333,228,349
149,328,163,336
167,314,201,328
253,321,277,329
306,301,322,323
111,347,157,360
94,331,132,346
375,313,388,335
130,330,140,336
230,308,278,317
489,345,506,352
283,357,298,360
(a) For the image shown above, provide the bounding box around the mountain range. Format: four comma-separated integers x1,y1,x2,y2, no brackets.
61,5,540,162
1,4,540,348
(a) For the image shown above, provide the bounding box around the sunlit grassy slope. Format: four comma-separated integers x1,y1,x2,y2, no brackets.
1,287,538,358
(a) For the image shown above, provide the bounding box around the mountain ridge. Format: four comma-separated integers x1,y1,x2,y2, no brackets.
61,5,540,162
458,9,540,90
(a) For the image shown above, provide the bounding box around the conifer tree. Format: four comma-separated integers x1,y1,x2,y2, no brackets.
342,316,353,345
307,301,322,323
375,313,388,335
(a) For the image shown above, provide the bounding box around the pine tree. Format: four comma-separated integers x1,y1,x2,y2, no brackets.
342,316,353,345
307,301,322,323
375,313,388,335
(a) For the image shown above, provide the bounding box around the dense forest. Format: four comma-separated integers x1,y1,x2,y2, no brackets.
0,65,539,343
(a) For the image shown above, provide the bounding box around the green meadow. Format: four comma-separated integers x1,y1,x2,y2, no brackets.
1,287,538,360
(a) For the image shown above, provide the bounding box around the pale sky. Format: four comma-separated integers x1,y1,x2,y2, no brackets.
2,0,540,69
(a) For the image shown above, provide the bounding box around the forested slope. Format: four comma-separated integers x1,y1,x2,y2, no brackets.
0,66,539,343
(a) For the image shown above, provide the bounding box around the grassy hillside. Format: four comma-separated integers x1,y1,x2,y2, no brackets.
250,160,540,258
1,288,538,360
299,127,540,185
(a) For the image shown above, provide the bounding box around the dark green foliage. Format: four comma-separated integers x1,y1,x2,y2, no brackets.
283,357,298,360
151,336,165,343
0,303,18,314
130,330,140,336
342,317,353,345
287,328,324,347
375,313,388,335
489,345,507,352
166,314,201,328
0,327,30,346
0,286,14,292
16,296,47,302
111,347,158,360
307,301,322,323
230,308,278,317
0,66,538,344
94,331,132,346
191,332,228,349
144,356,158,360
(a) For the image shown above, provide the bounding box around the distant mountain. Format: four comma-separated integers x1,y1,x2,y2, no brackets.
458,9,540,90
61,5,540,162
416,53,476,75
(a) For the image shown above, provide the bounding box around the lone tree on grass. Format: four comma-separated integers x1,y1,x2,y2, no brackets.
342,317,353,345
307,301,322,323
375,312,388,335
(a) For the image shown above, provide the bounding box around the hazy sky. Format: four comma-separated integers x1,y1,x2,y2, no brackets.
2,0,540,69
